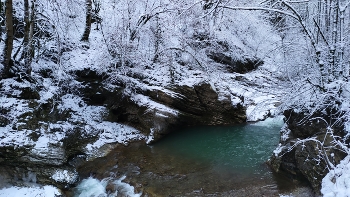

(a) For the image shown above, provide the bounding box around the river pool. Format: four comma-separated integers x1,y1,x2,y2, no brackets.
69,117,312,197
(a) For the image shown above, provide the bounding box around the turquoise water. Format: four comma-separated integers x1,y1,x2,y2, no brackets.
152,118,283,179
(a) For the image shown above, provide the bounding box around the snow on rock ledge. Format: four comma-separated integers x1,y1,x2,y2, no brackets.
110,82,247,143
51,169,79,184
0,77,146,189
0,185,62,197
268,109,347,194
322,155,350,197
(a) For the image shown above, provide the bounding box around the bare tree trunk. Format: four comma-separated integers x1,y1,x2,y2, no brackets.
21,0,30,66
339,8,345,80
20,0,34,75
334,0,339,80
2,0,14,78
28,0,34,73
0,1,3,41
23,0,29,55
81,0,92,41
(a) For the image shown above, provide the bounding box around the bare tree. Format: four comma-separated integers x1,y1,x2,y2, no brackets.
216,0,350,89
0,1,4,41
81,0,92,41
2,0,14,78
22,0,35,74
269,0,350,86
92,0,101,30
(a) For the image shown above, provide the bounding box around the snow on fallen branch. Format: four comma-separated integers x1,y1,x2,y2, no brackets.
277,125,349,172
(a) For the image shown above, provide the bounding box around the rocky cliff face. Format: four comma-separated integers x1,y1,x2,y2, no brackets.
0,68,248,189
108,83,246,143
74,68,248,143
268,109,348,194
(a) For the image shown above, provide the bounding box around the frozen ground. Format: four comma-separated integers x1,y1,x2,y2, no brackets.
0,185,62,197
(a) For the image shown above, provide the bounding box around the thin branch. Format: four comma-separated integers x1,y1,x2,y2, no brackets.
313,18,329,47
340,1,350,12
280,0,316,49
307,77,326,92
168,47,203,68
178,0,203,17
200,0,223,19
218,5,299,20
154,47,205,69
285,0,310,3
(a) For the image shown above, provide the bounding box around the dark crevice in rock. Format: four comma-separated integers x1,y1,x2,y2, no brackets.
74,68,113,106
206,51,263,74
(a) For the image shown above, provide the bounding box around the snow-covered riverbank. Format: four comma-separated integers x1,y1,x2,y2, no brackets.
0,185,61,197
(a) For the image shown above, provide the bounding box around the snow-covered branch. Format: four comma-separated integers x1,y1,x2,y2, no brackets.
218,5,298,19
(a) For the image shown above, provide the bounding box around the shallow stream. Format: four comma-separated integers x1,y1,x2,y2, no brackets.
68,117,312,196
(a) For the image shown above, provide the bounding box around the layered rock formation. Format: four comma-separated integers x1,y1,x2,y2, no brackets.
268,108,348,194
0,68,247,189
109,83,246,143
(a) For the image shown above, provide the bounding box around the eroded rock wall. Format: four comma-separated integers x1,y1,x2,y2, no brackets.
109,83,246,143
268,109,348,194
0,68,247,189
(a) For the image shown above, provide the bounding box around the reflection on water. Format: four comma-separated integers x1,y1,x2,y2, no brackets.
70,117,313,197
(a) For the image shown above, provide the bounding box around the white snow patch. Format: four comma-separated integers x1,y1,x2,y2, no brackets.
210,67,285,122
51,169,78,184
33,130,65,150
155,112,169,118
273,143,284,157
85,122,145,157
246,105,270,121
245,95,280,121
0,96,32,129
321,155,350,197
131,93,178,116
38,78,58,103
0,185,62,197
0,127,33,147
230,96,242,106
146,128,155,144
147,86,184,99
280,125,291,142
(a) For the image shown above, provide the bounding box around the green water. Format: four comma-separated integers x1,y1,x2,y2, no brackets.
151,118,283,181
